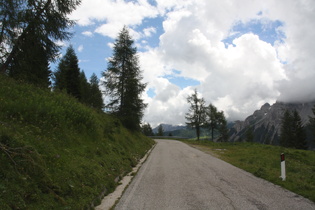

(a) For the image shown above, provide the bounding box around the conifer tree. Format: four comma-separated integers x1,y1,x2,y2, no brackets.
7,26,51,87
0,0,81,74
88,73,104,110
185,90,206,140
54,45,81,100
280,110,292,147
309,105,315,144
79,71,90,103
103,26,146,131
141,123,154,136
292,110,307,149
280,109,307,149
217,111,229,142
157,124,164,136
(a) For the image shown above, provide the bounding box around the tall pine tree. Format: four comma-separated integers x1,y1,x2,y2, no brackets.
88,73,104,110
103,26,146,131
54,45,81,100
8,26,51,87
280,109,307,149
291,110,307,149
0,0,81,74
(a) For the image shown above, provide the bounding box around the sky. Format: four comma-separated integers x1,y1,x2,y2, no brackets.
53,0,315,127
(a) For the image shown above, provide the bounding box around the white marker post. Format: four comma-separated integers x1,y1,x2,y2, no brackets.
280,153,286,181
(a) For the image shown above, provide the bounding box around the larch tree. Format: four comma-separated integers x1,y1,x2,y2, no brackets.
217,111,229,142
205,104,219,141
0,0,81,75
185,90,206,140
205,104,228,141
103,26,146,131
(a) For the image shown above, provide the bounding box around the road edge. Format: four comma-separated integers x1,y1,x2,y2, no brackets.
95,141,157,210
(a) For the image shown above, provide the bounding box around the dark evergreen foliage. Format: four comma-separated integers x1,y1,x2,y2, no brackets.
157,124,164,136
245,126,254,142
308,105,315,144
79,71,90,104
292,110,307,149
0,0,81,74
7,26,51,87
88,73,104,110
142,123,154,136
103,26,146,131
54,45,81,100
280,109,307,149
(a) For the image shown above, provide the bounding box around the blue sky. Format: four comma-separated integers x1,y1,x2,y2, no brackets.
53,0,315,127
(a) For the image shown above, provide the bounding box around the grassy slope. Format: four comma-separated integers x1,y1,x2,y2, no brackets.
0,75,154,209
183,140,315,203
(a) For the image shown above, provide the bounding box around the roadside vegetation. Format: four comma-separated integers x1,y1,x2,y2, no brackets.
0,75,154,209
182,140,315,203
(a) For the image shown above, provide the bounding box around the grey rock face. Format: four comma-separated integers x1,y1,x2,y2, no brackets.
229,101,315,145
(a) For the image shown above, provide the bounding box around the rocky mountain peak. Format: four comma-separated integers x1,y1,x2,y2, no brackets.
229,101,315,145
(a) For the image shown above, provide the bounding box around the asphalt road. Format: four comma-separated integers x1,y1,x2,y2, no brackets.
115,140,315,210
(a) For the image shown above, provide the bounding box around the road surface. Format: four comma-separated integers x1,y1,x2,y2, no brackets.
115,140,315,210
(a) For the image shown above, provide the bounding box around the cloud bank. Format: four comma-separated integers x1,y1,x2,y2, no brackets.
70,0,315,127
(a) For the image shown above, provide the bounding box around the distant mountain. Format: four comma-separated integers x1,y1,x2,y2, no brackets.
229,101,315,148
153,124,213,139
153,124,186,134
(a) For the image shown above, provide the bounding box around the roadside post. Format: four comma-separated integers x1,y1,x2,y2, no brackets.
280,153,286,181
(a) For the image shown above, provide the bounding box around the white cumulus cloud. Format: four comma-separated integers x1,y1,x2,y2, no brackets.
70,0,315,126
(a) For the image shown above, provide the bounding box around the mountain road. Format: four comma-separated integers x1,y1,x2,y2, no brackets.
114,139,315,210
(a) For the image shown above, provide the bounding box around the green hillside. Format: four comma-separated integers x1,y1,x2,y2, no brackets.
0,75,154,209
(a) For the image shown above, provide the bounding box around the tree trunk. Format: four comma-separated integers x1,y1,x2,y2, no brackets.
196,125,200,140
211,127,214,141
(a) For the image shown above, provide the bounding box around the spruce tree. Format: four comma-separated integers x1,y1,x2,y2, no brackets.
280,110,292,147
79,71,90,104
8,27,51,87
280,109,307,149
0,0,81,74
308,105,315,144
185,90,206,140
103,26,146,130
292,110,307,149
54,45,81,100
88,73,104,110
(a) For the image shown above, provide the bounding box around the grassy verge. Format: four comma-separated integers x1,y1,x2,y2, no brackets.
0,75,154,209
182,140,315,203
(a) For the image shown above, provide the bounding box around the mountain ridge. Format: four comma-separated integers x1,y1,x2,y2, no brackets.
152,124,186,133
229,100,315,148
